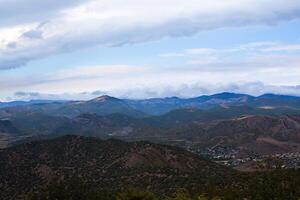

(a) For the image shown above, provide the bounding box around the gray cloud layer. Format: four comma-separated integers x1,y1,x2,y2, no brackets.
1,0,300,69
0,0,87,26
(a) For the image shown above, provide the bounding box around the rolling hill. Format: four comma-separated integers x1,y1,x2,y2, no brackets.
0,95,146,119
0,120,18,134
0,135,236,199
53,113,161,138
166,115,300,155
0,120,20,148
143,105,300,129
126,92,300,115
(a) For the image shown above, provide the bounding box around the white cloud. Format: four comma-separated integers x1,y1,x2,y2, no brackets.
1,54,300,99
163,41,300,57
161,42,300,73
13,91,104,101
1,0,300,69
262,44,300,52
10,82,300,101
1,36,300,100
56,65,147,77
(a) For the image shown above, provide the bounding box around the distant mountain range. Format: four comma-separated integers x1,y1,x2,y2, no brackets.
0,95,145,118
1,92,300,156
126,92,300,115
0,100,65,109
1,93,300,118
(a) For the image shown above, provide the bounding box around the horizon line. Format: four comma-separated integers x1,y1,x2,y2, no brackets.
2,92,300,103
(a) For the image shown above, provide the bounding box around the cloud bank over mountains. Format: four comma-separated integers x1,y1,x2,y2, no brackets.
1,0,300,69
8,82,300,101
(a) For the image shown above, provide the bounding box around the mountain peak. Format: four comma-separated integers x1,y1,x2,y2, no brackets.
210,92,250,99
90,95,120,102
258,93,279,98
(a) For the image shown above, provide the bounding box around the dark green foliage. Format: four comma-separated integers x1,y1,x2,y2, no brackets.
0,135,234,199
165,189,194,200
23,170,300,200
25,178,113,200
116,188,157,200
2,136,300,200
200,169,300,200
0,119,19,134
241,170,300,200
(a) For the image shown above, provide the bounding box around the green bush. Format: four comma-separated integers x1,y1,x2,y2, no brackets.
116,188,157,200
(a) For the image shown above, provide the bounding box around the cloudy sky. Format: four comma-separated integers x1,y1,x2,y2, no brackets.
1,0,300,101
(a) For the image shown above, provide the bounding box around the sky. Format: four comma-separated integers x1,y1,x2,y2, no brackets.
1,0,300,101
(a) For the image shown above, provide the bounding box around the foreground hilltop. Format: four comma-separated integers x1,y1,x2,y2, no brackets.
1,135,300,200
0,135,234,200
